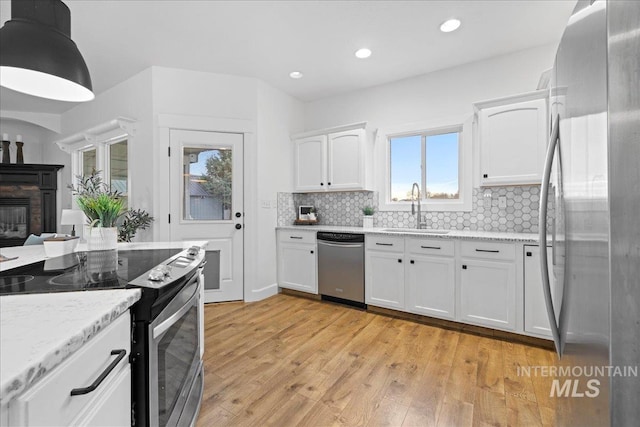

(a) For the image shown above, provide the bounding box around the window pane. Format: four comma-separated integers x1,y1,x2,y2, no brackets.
82,149,96,177
183,147,232,221
110,140,128,207
426,132,459,199
390,135,421,202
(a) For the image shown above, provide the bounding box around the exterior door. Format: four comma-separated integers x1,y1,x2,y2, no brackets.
169,129,243,302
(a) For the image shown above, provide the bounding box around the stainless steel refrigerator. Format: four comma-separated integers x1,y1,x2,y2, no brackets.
538,0,640,425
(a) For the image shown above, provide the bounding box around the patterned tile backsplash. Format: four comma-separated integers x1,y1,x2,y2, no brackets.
277,186,553,234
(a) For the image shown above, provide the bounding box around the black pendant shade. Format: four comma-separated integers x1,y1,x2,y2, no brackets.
0,0,94,102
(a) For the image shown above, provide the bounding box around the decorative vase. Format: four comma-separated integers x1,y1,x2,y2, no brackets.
362,216,374,228
87,227,118,251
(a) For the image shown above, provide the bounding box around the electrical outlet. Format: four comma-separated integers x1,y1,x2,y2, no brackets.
498,196,507,209
260,200,270,209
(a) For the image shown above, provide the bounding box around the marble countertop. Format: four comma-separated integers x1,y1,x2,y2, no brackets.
277,225,541,242
0,240,208,272
0,289,141,404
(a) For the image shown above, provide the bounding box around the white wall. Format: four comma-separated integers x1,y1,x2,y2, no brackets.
252,81,304,301
58,68,154,238
304,44,556,131
0,119,54,164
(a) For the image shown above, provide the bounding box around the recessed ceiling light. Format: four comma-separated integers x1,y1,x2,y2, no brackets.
355,48,372,59
289,71,303,79
440,19,461,33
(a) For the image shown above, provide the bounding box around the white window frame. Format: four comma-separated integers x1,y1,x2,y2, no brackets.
377,115,472,212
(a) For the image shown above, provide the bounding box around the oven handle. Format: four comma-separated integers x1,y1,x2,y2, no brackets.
153,280,200,339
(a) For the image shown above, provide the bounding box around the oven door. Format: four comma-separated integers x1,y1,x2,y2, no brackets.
148,274,202,427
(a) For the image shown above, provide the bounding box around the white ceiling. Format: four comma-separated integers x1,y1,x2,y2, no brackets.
0,0,576,115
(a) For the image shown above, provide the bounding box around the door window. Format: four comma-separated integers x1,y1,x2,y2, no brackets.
182,147,232,221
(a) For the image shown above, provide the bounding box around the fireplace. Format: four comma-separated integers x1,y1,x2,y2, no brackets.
0,164,63,247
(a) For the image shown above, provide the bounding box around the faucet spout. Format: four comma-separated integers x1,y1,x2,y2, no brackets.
411,182,422,229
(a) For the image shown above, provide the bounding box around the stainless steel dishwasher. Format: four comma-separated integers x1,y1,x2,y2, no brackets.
317,232,365,307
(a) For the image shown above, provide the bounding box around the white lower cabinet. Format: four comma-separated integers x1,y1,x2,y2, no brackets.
406,255,456,320
365,249,405,310
524,245,556,338
460,258,516,331
277,230,317,294
6,312,131,426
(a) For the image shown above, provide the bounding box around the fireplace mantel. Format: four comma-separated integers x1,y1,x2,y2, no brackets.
0,164,64,247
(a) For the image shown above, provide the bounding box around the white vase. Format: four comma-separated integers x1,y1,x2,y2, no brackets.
87,227,118,251
362,216,374,229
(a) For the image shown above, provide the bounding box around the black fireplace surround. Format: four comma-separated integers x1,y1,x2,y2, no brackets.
0,164,63,247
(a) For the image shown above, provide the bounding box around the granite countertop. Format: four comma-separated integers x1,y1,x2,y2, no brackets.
277,225,541,242
0,240,208,272
0,289,141,404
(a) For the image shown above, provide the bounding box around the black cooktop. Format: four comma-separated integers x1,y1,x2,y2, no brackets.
0,249,181,295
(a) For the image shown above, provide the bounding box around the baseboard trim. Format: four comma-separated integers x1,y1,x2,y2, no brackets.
245,283,278,302
280,288,322,301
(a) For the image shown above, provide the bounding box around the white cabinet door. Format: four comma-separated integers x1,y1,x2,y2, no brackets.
278,242,317,294
524,245,556,338
327,128,365,190
460,258,516,331
479,97,547,185
294,135,326,191
365,250,405,310
406,255,455,320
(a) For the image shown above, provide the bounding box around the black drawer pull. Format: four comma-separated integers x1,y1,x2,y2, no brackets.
421,245,441,250
526,251,532,257
410,260,415,264
70,349,126,396
290,236,303,239
475,249,499,253
483,174,488,178
462,265,467,269
398,259,402,263
310,250,314,254
376,243,393,246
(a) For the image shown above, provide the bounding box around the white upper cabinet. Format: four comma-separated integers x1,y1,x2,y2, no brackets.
474,90,548,186
293,123,371,192
294,135,327,192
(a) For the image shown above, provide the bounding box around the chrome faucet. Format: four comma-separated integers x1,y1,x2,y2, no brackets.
411,182,426,229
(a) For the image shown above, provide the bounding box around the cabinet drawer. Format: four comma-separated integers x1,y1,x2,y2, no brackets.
278,230,316,244
11,313,130,426
366,235,404,253
460,241,515,260
406,238,454,257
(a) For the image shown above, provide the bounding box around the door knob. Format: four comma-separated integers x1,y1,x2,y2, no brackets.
235,224,242,230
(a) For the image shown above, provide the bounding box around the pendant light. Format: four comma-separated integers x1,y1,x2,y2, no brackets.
0,0,94,102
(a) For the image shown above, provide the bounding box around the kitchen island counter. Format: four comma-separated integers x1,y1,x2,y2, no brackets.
0,289,141,404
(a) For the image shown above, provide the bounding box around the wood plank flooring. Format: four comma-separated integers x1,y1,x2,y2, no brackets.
196,294,557,427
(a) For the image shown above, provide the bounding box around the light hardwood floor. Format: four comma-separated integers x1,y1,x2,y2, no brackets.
196,294,558,427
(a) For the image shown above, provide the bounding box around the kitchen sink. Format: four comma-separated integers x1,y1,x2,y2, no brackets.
381,228,450,235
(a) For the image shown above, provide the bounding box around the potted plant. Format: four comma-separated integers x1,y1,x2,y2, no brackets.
362,206,375,228
69,171,154,250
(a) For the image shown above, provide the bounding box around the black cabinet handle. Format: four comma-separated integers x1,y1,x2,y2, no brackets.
483,174,488,178
320,182,324,186
310,250,314,254
410,260,415,264
70,349,126,396
290,236,303,239
421,246,441,250
398,259,402,263
462,265,467,270
235,212,242,218
235,224,242,230
376,243,393,246
475,249,499,253
526,251,532,257
328,182,331,186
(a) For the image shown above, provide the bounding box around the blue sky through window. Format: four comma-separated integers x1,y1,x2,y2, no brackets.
390,132,459,201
